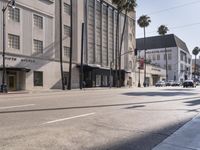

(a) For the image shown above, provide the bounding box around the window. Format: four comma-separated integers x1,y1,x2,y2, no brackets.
8,7,20,22
168,53,172,60
157,54,160,60
34,71,43,86
153,54,156,60
34,40,43,54
8,34,20,49
64,46,70,58
64,25,71,37
64,3,71,15
168,65,172,70
188,58,191,64
34,14,43,29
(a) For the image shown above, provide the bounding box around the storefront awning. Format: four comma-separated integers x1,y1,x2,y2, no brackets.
0,67,31,72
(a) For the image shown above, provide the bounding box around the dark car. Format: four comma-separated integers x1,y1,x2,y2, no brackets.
183,80,196,88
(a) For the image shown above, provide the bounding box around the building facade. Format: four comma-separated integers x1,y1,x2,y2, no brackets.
136,34,192,82
0,0,136,91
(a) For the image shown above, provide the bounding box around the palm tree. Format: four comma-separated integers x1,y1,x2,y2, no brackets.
137,15,151,87
158,25,169,81
112,0,126,87
118,0,137,87
192,47,200,80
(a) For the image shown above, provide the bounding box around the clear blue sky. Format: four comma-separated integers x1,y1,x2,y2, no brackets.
136,0,200,55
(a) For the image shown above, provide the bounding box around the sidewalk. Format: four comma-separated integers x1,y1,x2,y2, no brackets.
0,86,136,95
153,113,200,150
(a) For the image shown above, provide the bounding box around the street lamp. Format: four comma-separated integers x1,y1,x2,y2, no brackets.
109,61,114,88
1,0,16,93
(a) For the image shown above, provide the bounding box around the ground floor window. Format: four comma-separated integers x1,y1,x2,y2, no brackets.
34,71,43,86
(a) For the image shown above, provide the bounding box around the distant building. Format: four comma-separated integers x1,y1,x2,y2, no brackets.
136,34,192,82
0,0,136,91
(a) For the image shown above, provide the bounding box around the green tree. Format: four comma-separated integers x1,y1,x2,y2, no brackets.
137,15,151,87
192,47,200,79
158,25,169,81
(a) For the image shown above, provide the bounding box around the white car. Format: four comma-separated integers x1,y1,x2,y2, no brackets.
155,81,166,87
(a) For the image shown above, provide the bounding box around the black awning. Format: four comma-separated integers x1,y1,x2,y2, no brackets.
0,67,31,72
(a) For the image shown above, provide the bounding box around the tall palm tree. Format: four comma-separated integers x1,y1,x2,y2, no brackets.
137,15,151,87
112,0,126,87
118,0,137,87
192,47,200,79
158,25,169,81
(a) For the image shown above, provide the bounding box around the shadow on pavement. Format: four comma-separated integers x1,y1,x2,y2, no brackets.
161,89,195,92
0,96,199,114
88,117,192,150
184,99,200,106
123,91,197,97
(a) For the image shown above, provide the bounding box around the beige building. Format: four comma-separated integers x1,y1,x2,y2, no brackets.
0,0,136,91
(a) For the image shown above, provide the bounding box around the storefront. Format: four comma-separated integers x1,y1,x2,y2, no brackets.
0,67,30,91
79,65,126,88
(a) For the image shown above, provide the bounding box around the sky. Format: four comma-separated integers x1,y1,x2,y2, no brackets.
136,0,200,55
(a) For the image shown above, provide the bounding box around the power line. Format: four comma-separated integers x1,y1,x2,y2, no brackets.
147,0,200,15
137,22,200,36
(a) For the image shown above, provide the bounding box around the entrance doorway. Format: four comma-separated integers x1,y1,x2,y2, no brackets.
8,74,16,91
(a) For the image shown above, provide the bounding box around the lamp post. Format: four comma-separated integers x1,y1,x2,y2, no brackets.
1,0,16,93
109,61,113,88
138,49,141,87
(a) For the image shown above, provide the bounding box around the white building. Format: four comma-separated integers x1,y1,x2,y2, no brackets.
136,34,192,82
0,0,136,91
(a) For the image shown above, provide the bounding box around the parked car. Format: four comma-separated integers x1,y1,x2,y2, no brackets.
166,80,174,86
183,80,196,88
172,81,181,86
155,81,166,87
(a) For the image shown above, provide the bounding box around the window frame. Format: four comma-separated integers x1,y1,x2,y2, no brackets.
8,34,20,49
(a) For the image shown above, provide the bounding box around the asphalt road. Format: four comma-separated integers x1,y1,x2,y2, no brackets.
0,87,200,150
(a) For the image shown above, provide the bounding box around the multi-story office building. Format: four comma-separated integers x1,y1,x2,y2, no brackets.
0,0,136,91
136,34,192,82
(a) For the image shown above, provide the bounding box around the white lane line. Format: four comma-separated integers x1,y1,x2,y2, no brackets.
42,112,95,125
0,104,35,110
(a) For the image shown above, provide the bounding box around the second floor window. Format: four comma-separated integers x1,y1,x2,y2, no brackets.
157,54,160,60
8,34,20,49
64,25,71,38
34,40,43,54
34,14,43,29
64,46,70,58
168,53,172,60
8,7,20,22
64,3,71,15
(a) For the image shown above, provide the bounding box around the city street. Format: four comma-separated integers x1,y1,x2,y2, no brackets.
0,87,200,150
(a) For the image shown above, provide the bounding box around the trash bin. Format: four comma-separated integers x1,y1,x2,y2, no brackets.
0,84,8,93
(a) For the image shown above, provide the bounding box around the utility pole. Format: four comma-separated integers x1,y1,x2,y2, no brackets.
1,0,16,93
80,23,84,90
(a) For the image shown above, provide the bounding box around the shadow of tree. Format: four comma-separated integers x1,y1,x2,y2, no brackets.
184,99,200,106
123,91,197,97
86,117,192,150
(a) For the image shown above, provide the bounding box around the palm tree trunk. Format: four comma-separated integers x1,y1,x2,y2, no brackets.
60,0,64,90
67,0,73,90
195,55,197,79
165,47,168,81
115,12,119,87
143,27,146,87
119,9,127,87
